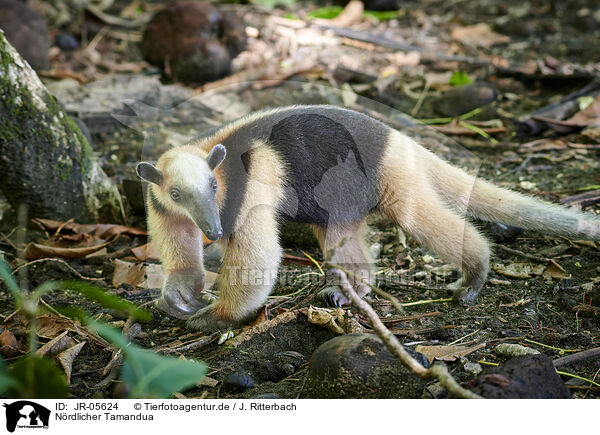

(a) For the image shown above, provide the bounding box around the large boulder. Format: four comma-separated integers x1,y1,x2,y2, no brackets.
0,31,122,223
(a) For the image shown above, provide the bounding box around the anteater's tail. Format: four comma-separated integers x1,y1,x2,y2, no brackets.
417,146,600,240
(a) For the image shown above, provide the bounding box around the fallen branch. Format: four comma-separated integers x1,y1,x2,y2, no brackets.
495,244,552,264
323,262,405,314
13,257,105,281
157,332,220,354
329,267,482,399
553,347,600,368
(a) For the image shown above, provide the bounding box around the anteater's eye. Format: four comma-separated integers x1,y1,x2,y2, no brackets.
211,178,218,191
170,187,181,201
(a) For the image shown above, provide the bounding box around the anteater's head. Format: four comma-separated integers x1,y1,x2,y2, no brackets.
136,144,227,241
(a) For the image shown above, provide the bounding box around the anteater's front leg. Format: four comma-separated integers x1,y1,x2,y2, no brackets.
187,205,282,332
149,206,210,318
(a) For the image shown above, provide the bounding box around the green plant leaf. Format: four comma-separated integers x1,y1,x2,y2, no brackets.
449,71,473,87
123,349,207,398
0,255,22,304
89,320,207,398
6,355,69,398
0,356,19,395
250,0,295,10
48,281,150,321
307,6,344,19
362,10,399,21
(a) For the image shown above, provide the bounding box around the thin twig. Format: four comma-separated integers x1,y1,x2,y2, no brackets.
12,257,104,281
401,297,453,307
158,332,220,354
495,244,552,263
323,262,405,314
555,370,600,388
331,267,481,398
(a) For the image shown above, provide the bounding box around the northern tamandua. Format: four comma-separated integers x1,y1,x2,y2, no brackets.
136,105,600,331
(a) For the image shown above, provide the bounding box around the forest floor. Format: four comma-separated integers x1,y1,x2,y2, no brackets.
0,0,599,398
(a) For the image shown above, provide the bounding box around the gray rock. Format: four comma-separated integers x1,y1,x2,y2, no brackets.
462,354,571,399
304,333,428,398
434,82,497,117
141,1,246,84
0,31,122,223
0,0,49,70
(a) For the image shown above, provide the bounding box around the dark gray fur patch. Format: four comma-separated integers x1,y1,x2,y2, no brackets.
148,187,168,216
193,106,391,235
268,113,377,225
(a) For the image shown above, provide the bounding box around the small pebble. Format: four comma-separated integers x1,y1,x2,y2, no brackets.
223,372,254,392
252,393,280,399
55,32,80,51
495,343,540,357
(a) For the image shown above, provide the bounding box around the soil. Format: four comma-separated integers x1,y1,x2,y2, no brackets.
0,0,599,399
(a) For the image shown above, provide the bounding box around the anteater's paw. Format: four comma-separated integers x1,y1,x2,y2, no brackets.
450,285,479,305
318,286,350,307
186,305,243,332
160,271,212,317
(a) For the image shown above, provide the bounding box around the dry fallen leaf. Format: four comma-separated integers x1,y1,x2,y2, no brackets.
131,242,161,261
37,330,73,357
451,23,510,48
529,94,600,133
542,261,571,280
492,262,545,279
37,317,75,339
112,259,166,289
0,329,20,357
57,341,86,384
25,240,112,260
415,343,486,363
306,306,345,334
32,218,146,240
305,305,363,334
197,375,219,388
432,119,507,136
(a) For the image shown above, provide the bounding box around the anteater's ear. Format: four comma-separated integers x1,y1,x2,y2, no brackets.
136,162,163,185
207,144,226,170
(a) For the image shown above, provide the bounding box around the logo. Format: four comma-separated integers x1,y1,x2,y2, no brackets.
3,401,50,432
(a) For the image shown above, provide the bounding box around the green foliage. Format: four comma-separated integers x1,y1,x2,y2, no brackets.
0,357,19,395
34,280,150,322
0,254,21,304
249,0,296,10
4,355,70,399
362,10,399,21
307,7,399,21
90,321,207,398
307,6,344,19
449,71,473,87
577,95,595,111
0,255,206,399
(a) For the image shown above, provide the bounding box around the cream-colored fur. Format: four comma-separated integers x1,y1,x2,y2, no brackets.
207,142,286,321
143,106,600,328
313,221,375,300
378,130,599,301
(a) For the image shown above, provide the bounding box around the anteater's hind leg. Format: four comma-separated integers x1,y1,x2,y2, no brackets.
313,221,375,306
379,145,490,303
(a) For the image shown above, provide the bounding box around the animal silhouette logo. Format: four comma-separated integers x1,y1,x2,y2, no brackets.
3,401,50,432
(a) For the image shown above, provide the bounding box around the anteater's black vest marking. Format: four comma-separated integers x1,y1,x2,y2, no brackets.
149,187,168,216
201,107,389,236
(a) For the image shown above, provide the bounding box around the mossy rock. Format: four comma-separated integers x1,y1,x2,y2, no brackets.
0,31,122,223
303,333,428,398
